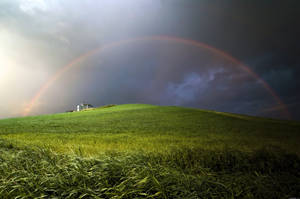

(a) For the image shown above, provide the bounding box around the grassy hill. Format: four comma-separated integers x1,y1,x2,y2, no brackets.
0,104,299,198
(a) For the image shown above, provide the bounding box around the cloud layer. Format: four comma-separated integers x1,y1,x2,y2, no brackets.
1,0,299,120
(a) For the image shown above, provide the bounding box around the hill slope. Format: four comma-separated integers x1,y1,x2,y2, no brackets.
0,104,299,155
0,104,300,198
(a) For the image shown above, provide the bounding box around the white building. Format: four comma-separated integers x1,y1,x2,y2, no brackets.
76,103,93,111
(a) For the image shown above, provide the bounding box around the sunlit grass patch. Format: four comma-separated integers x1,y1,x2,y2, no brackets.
2,131,298,157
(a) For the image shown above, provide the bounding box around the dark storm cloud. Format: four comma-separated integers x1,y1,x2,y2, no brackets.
166,73,207,105
0,0,299,120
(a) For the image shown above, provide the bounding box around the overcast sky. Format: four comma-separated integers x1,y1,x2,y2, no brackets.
0,0,299,120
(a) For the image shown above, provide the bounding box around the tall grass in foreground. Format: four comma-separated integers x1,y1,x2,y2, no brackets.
0,140,299,199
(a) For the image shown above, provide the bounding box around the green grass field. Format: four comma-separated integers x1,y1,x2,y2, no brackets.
0,104,299,198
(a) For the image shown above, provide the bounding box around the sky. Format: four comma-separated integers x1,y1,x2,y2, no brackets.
0,0,299,120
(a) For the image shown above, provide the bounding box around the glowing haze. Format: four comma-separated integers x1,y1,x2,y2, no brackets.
0,0,299,120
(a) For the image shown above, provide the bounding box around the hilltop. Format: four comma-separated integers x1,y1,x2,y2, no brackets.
0,104,299,155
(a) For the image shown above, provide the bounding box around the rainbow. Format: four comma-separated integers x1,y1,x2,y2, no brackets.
23,36,291,119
